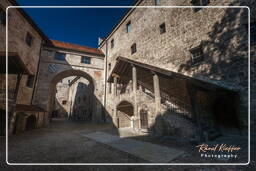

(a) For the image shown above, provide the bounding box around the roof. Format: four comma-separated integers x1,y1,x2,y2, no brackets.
48,40,105,57
0,51,31,74
9,0,50,43
15,104,46,112
108,56,239,92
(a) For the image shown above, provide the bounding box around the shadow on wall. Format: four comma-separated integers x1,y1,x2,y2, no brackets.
69,82,94,121
177,2,253,129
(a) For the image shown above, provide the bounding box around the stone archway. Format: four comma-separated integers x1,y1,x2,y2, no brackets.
47,69,100,123
116,101,134,128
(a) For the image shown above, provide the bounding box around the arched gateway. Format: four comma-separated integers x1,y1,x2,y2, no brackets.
32,40,105,124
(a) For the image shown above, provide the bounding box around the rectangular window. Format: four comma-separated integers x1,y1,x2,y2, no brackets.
0,8,6,25
191,0,210,12
190,46,204,64
81,56,91,64
55,52,66,61
131,43,137,54
111,39,114,48
26,32,33,47
155,0,161,5
159,23,166,34
26,75,35,88
62,100,67,105
108,63,111,71
126,21,131,33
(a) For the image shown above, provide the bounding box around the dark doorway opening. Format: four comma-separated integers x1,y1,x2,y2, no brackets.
26,115,37,130
212,93,240,132
140,109,148,129
0,109,5,136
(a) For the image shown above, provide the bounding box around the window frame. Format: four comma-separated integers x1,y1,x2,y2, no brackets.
25,32,33,47
126,21,131,33
108,63,111,71
131,43,137,55
191,0,210,12
26,75,35,88
81,56,91,64
159,22,166,34
111,39,114,48
189,46,204,64
155,0,161,6
54,52,66,61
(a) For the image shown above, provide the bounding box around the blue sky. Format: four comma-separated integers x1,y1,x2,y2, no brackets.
16,0,135,48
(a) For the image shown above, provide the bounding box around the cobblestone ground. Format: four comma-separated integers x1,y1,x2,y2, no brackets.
0,118,255,171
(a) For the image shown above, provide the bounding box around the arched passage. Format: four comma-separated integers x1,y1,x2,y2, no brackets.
48,70,98,122
116,101,134,128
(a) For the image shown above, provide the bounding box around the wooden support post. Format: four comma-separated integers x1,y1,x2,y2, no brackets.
186,82,204,142
153,73,161,115
132,65,139,130
113,76,117,96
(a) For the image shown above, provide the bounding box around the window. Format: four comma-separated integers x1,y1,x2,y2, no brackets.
190,46,204,64
159,23,166,34
62,100,67,105
111,39,114,48
155,0,161,5
108,63,111,71
126,21,131,33
26,75,35,88
55,52,66,61
191,0,210,12
0,8,6,25
131,43,137,54
25,32,33,47
83,96,86,102
81,56,91,64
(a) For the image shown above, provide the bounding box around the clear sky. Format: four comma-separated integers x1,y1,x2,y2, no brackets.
16,0,135,48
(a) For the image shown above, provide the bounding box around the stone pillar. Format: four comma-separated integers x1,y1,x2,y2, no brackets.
153,73,161,115
112,108,119,128
152,73,164,136
113,76,117,96
108,82,112,94
132,65,139,131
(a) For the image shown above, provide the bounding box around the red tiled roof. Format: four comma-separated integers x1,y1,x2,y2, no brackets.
49,40,104,56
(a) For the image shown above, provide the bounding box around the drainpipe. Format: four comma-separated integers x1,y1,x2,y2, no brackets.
30,40,43,105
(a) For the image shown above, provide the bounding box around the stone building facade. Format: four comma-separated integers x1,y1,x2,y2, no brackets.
33,40,105,124
100,0,255,139
0,0,49,135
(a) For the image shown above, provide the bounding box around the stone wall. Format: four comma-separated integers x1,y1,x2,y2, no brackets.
0,0,43,105
101,0,255,132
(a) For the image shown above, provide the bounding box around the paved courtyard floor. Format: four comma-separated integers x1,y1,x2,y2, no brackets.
0,118,255,171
